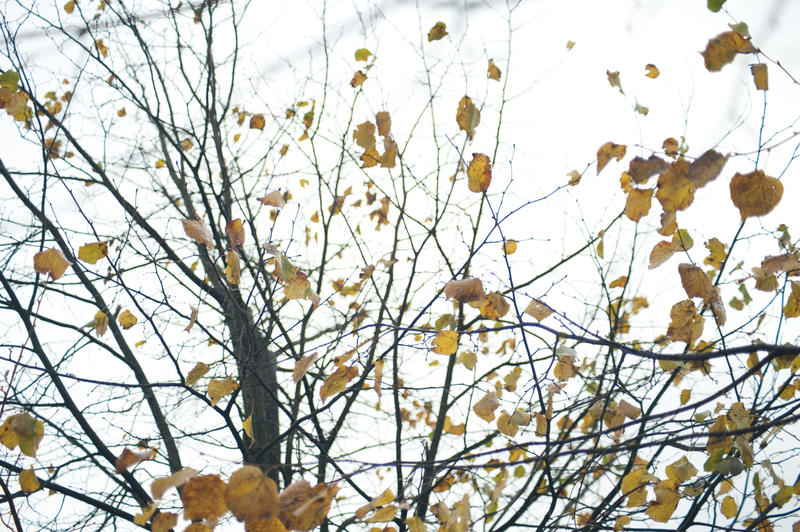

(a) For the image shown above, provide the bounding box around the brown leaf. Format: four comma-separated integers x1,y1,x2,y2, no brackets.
151,467,197,499
115,447,156,473
701,31,755,72
467,153,491,193
353,121,376,150
628,155,668,184
524,299,553,322
625,188,653,222
443,278,485,303
479,292,509,320
666,300,705,346
427,22,448,42
761,253,800,275
279,480,338,531
678,263,715,301
181,474,227,521
226,218,246,248
689,150,728,188
376,111,391,137
473,391,500,422
292,353,318,383
751,63,768,90
648,241,676,269
487,59,501,81
730,170,783,220
258,190,286,208
597,142,626,174
320,365,359,401
350,70,367,88
656,160,695,212
250,114,266,130
182,219,215,248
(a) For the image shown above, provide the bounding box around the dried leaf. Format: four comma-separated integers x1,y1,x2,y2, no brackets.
701,31,755,72
721,496,738,519
207,376,239,407
350,70,367,88
151,512,179,532
186,362,209,386
665,456,698,483
19,467,39,493
473,391,500,422
649,241,676,269
250,114,266,130
225,466,279,522
115,447,156,473
225,250,241,285
456,96,480,141
467,153,492,192
645,63,660,78
432,331,459,355
479,292,510,320
628,155,668,184
666,300,705,346
751,63,768,90
279,480,338,532
443,278,485,303
524,299,553,322
182,219,215,248
181,474,227,521
293,353,318,383
689,150,728,188
678,263,715,301
730,170,783,220
151,467,197,499
78,241,109,264
226,218,246,248
625,188,654,222
33,248,71,280
646,479,680,522
355,489,395,520
428,22,448,42
258,191,286,208
597,142,626,174
656,160,695,212
319,365,359,401
488,59,502,81
118,310,137,329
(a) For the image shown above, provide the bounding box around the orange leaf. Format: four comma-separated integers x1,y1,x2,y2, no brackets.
115,447,156,473
151,512,179,532
225,466,279,522
320,365,359,401
226,218,245,248
350,71,367,88
33,248,71,280
487,59,501,81
181,474,227,521
729,170,783,221
645,63,660,78
250,114,266,130
376,112,391,137
473,391,500,422
479,292,509,320
597,142,626,174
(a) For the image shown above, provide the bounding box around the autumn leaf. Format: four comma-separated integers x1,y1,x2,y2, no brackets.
665,456,698,483
689,150,728,188
606,70,623,93
701,30,755,72
597,142,626,174
320,365,359,401
646,479,680,522
649,241,676,269
181,474,228,521
730,170,783,220
95,39,108,58
185,362,209,386
376,111,391,137
488,59,501,81
432,331,459,355
155,159,166,168
250,114,266,130
225,250,241,285
151,512,179,532
706,415,732,454
33,248,71,280
678,264,715,302
503,239,517,255
783,282,800,318
19,467,39,493
350,71,367,88
473,391,500,422
524,299,553,322
92,310,108,336
443,278,485,303
427,22,448,42
666,300,704,346
225,466,279,522
355,48,372,61
751,63,768,90
64,0,75,14
293,353,318,383
381,137,397,168
663,137,680,157
621,469,653,507
225,218,246,248
656,160,695,212
117,310,137,329
367,505,397,523
721,496,738,519
278,480,338,532
355,489,394,520
479,292,509,320
115,447,156,473
151,467,197,499
456,96,480,141
207,376,239,407
182,219,215,248
707,0,727,12
645,63,660,78
628,155,668,184
467,153,492,193
258,191,286,208
704,238,727,269
11,413,44,458
625,188,653,222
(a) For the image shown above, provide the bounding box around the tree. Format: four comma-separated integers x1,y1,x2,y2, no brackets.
1,0,800,530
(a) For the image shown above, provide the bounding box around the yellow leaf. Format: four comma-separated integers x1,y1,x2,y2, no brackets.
502,239,517,255
730,170,783,221
701,31,755,72
487,59,502,81
621,469,652,507
134,504,157,526
155,159,166,168
427,22,448,42
250,114,265,130
524,298,552,322
242,416,253,440
497,411,519,436
355,48,372,61
293,353,318,383
459,350,477,370
225,250,241,285
666,300,705,346
64,0,75,14
367,505,397,523
678,263,715,302
625,188,653,222
381,137,397,168
118,310,137,329
443,277,485,303
356,489,395,520
645,63,660,78
225,218,246,248
473,391,500,422
225,466,279,522
33,248,71,280
597,142,626,174
185,362,209,386
751,63,768,90
95,39,108,58
479,292,509,320
784,282,800,318
656,160,695,212
432,330,459,355
181,474,227,521
77,241,109,264
721,495,738,519
0,416,19,451
646,479,680,522
610,276,628,288
706,415,732,454
278,480,338,532
151,512,179,532
93,310,108,336
10,413,44,458
665,456,698,483
373,359,384,397
615,515,631,530
117,107,126,117
704,238,727,269
680,389,691,405
180,139,193,151
566,40,575,50
467,153,492,193
567,169,581,186
207,376,239,407
182,219,215,248
319,365,359,401
456,96,480,141
19,466,39,493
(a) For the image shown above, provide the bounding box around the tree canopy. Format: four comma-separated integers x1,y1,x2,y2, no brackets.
1,0,800,531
